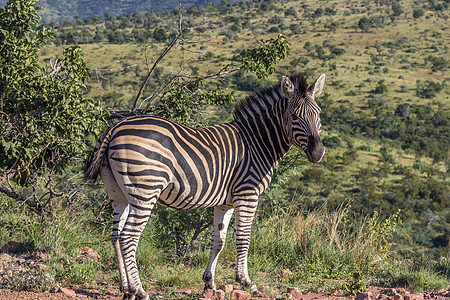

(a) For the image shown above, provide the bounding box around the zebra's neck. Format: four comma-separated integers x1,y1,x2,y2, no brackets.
234,93,292,171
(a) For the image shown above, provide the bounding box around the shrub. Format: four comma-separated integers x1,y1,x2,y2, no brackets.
1,270,59,292
323,135,342,149
416,80,444,98
413,8,425,18
374,79,388,94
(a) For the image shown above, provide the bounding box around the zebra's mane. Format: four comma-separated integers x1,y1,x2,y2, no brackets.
233,72,308,122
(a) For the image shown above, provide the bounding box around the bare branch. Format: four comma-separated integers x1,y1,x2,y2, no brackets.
131,29,187,112
45,59,62,79
181,65,241,89
142,74,179,113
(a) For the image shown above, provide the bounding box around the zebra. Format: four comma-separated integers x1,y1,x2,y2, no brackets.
85,72,326,300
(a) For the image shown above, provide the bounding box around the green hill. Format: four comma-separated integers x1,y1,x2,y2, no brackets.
37,0,449,255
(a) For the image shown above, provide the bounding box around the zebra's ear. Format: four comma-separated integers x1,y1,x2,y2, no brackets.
309,74,326,97
281,76,295,97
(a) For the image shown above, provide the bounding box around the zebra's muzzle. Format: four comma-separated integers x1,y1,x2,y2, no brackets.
305,136,325,163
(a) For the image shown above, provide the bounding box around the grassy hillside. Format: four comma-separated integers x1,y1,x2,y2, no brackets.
38,0,449,252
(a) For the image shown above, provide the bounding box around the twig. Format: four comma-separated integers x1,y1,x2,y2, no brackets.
181,65,240,89
142,74,179,113
131,0,210,112
131,29,187,112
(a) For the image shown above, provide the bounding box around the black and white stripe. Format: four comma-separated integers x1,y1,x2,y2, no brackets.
85,72,326,299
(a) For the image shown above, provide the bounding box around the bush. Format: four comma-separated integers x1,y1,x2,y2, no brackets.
416,80,444,98
1,270,60,293
413,8,425,18
374,79,388,94
323,135,342,149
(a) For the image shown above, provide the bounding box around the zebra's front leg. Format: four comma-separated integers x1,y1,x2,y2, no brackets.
234,198,258,292
203,206,234,290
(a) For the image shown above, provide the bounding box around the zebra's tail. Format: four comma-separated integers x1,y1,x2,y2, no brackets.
84,127,113,181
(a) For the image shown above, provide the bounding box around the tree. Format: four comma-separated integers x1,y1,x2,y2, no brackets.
391,1,404,16
358,17,371,32
374,79,388,94
0,0,103,215
153,28,168,42
416,80,444,98
412,8,425,19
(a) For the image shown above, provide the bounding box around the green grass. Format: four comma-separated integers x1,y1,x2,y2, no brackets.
0,194,448,296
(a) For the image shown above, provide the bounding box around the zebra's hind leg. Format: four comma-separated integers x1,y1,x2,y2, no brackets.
119,201,156,300
203,206,234,290
100,168,131,297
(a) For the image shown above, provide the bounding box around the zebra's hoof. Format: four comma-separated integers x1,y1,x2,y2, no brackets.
122,294,148,300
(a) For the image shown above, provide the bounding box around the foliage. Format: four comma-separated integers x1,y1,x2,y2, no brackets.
239,34,290,79
150,206,213,260
413,8,425,18
248,204,412,294
0,0,103,187
55,259,101,284
261,147,308,215
375,256,450,293
1,193,448,296
373,79,388,94
416,80,445,98
1,270,60,293
154,81,234,126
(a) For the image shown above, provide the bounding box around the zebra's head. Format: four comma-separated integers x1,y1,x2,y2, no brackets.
281,73,326,163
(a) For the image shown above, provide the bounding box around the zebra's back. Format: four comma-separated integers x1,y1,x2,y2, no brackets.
106,116,245,210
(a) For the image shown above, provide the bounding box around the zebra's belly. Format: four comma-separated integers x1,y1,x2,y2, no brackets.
157,180,231,210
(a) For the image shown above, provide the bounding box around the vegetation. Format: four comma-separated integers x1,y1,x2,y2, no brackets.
0,0,103,216
0,0,448,297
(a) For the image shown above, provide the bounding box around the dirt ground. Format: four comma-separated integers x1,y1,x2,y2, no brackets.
0,246,448,300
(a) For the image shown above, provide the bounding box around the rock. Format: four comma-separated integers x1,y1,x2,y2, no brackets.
287,287,302,297
282,269,293,277
355,292,374,300
384,288,396,295
404,294,424,300
300,293,328,300
231,290,251,300
14,257,26,264
80,247,100,261
34,251,49,261
396,288,409,295
254,290,267,298
0,253,12,264
1,241,20,253
218,284,235,293
172,288,191,295
59,287,76,296
203,289,225,300
393,293,403,300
